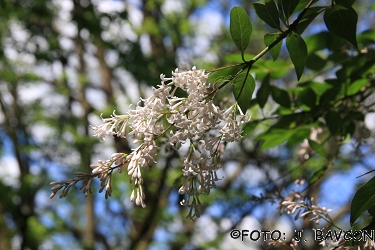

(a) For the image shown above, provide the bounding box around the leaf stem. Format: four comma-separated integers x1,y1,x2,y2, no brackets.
210,0,316,93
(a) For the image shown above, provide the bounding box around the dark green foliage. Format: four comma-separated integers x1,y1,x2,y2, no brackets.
1,0,374,248
351,176,375,225
324,4,358,48
286,32,308,80
295,7,325,34
271,86,291,108
233,70,256,112
253,0,281,31
230,6,252,61
281,0,300,19
264,33,282,61
256,74,271,108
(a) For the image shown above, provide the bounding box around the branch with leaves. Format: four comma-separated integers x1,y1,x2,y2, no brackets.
48,1,375,248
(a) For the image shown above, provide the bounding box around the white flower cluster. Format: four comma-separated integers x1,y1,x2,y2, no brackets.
90,67,249,218
280,193,332,224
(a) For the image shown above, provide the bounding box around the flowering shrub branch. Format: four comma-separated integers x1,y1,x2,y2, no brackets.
48,4,375,248
50,67,249,219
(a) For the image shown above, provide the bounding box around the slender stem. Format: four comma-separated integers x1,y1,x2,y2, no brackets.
210,0,316,92
236,65,252,100
207,62,245,73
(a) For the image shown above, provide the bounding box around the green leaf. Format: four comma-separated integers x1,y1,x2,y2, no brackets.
304,32,328,53
347,79,368,96
256,74,271,108
253,60,290,79
264,33,282,61
242,121,259,136
271,86,291,108
335,0,356,6
286,32,308,80
309,166,327,185
272,113,310,129
286,127,311,147
368,204,375,216
298,87,317,108
351,175,375,225
253,1,281,30
325,110,341,135
308,139,328,158
358,30,375,47
294,0,318,13
324,4,358,48
233,71,256,113
276,0,287,24
305,31,346,53
298,81,333,96
230,6,253,55
318,80,341,107
306,53,326,71
295,7,324,35
281,0,299,18
344,111,364,123
255,128,293,152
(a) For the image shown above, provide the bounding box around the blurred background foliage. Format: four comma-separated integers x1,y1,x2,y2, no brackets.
0,0,375,249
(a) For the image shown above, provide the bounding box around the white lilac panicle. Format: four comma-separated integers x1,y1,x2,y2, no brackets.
52,67,250,219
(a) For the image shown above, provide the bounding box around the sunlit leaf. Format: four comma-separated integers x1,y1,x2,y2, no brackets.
298,81,333,96
358,30,375,47
286,127,311,146
347,79,368,96
253,60,290,79
255,128,293,152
